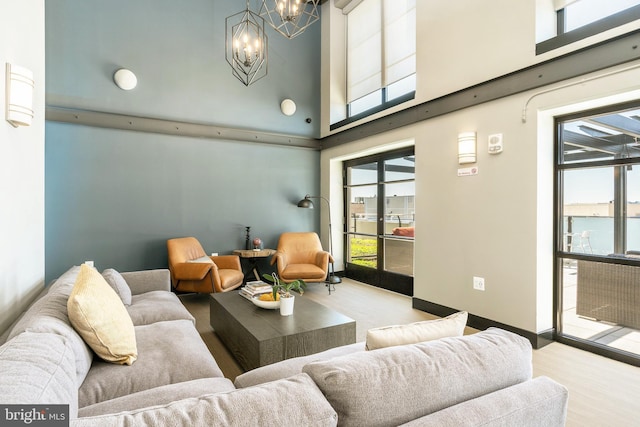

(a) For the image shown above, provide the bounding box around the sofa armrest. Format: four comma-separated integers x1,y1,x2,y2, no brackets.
121,269,171,295
400,376,568,427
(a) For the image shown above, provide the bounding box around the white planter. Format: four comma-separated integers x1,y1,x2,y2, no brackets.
279,295,295,316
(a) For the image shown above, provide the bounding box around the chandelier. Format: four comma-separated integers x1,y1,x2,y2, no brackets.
260,0,320,39
225,1,268,86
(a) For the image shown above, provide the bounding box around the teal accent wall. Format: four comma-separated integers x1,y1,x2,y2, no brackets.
45,122,319,282
45,0,321,137
44,0,322,282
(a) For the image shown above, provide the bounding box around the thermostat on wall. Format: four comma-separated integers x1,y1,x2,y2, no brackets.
488,133,503,154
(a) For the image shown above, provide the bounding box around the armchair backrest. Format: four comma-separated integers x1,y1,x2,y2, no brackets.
277,232,324,264
167,237,207,269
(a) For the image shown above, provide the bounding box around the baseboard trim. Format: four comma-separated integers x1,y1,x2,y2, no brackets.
412,297,555,349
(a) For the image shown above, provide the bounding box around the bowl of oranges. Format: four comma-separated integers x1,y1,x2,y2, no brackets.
252,292,280,309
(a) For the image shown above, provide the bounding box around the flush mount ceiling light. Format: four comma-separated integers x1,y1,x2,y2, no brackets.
280,99,296,116
5,63,35,128
113,69,137,90
260,0,320,39
458,132,477,164
226,1,268,86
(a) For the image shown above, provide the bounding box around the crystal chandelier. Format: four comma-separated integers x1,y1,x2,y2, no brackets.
225,1,268,86
260,0,320,39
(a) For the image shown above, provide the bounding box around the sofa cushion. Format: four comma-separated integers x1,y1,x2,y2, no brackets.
127,291,195,326
78,319,224,408
399,376,569,427
101,268,132,305
120,269,171,294
302,328,532,427
0,332,79,418
7,266,93,387
365,311,468,350
78,377,236,417
67,264,137,365
73,373,337,427
234,342,366,388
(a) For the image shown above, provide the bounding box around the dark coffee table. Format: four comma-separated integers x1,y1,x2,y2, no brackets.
209,292,356,371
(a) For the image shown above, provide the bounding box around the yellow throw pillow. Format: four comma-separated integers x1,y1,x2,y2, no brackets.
365,311,468,351
67,264,137,365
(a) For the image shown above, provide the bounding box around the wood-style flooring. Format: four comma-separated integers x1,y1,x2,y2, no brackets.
180,278,640,427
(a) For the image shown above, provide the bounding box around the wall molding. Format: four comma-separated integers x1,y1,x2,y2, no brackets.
46,30,640,152
45,106,321,150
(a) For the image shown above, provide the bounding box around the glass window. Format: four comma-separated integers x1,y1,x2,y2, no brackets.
562,167,615,255
558,104,640,257
537,0,640,54
564,0,640,32
342,0,416,124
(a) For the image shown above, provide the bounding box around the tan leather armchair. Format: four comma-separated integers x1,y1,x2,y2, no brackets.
271,232,332,283
167,237,243,293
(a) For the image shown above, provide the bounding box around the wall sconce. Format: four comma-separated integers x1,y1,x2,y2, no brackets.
113,68,137,90
458,132,477,164
5,63,34,128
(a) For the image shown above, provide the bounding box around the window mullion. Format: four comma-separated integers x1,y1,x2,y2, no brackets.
380,0,386,93
556,8,566,35
614,166,627,254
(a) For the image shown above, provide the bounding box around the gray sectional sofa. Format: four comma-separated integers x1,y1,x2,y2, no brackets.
0,266,568,426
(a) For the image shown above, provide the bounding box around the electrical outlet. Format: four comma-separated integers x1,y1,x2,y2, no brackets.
211,252,218,257
84,260,94,267
473,276,485,291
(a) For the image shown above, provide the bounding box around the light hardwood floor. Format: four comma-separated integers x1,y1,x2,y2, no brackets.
181,278,640,427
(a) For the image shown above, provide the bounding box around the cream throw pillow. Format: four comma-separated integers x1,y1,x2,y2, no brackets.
365,311,468,350
67,264,138,365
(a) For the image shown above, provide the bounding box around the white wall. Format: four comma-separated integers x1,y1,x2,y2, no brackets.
320,0,640,334
0,1,45,333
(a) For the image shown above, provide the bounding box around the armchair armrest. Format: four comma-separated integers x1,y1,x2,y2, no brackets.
121,269,171,295
211,255,241,270
171,263,213,281
315,251,332,268
271,252,288,268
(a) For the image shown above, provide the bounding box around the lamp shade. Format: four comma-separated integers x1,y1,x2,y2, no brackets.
260,0,320,39
297,195,314,208
458,131,477,164
5,63,34,127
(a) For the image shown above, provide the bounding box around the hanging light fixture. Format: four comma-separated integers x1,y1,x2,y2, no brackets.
260,0,320,39
225,1,268,86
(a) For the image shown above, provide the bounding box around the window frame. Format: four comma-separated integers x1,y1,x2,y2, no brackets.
556,99,640,263
333,0,416,130
537,3,640,55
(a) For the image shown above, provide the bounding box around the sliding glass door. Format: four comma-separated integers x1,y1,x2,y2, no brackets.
556,101,640,366
344,147,415,295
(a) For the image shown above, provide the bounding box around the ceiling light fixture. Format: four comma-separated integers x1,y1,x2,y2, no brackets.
226,0,268,86
260,0,320,39
113,69,137,90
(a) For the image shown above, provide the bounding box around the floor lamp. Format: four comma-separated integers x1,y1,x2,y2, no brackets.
297,194,342,292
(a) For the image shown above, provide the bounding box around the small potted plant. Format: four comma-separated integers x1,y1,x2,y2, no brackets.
262,273,306,316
